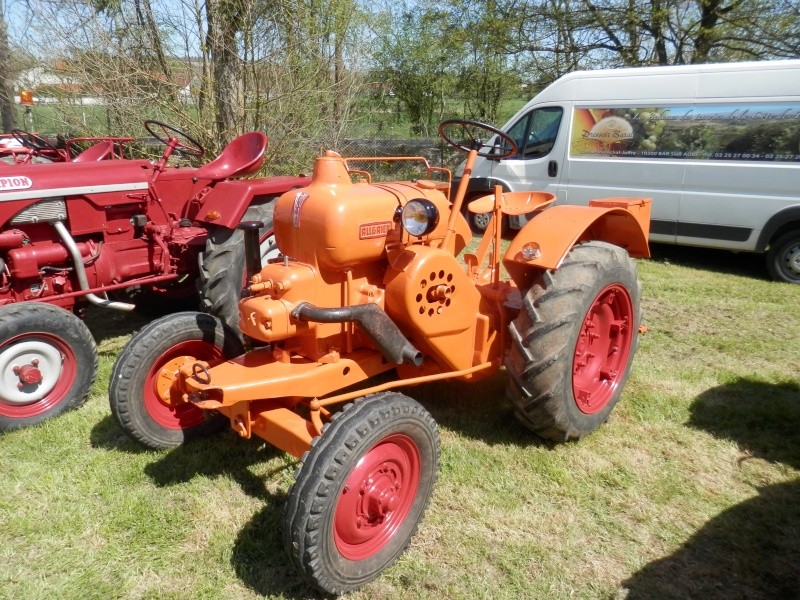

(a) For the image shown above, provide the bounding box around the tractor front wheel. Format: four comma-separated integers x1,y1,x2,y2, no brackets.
198,202,278,332
109,311,244,449
505,241,642,441
0,303,97,430
284,392,440,595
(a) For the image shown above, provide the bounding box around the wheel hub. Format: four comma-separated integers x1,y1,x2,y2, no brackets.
572,285,633,414
334,434,421,560
15,362,43,385
473,212,490,230
0,339,63,404
785,243,800,276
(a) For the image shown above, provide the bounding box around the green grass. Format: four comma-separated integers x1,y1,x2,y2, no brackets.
1,243,799,599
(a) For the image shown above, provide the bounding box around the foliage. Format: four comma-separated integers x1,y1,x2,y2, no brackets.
3,0,799,169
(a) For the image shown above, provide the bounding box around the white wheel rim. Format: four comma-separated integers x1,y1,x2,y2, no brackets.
0,339,64,404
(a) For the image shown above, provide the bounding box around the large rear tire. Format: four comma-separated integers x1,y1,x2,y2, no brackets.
505,241,642,441
0,303,97,430
198,202,278,331
108,311,244,449
284,392,440,594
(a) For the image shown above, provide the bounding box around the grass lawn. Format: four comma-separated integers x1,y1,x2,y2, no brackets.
1,243,798,599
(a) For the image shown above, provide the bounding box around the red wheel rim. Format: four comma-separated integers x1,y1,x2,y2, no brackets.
0,333,76,419
572,284,634,414
334,434,421,560
144,340,223,430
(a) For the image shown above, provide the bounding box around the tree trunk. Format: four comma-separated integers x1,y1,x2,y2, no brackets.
206,0,243,140
0,2,17,132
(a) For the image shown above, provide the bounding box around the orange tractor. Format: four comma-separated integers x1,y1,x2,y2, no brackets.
110,120,651,594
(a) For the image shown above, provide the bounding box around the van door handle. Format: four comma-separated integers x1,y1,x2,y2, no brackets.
548,160,558,177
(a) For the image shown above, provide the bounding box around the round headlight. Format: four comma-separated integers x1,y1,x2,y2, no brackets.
401,199,439,237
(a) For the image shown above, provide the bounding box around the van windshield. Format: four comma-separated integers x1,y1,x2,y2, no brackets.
504,106,563,159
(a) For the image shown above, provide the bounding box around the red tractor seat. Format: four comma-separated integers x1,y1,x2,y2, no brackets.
72,140,115,162
194,131,268,180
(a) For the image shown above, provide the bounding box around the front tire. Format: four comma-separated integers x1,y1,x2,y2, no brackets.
766,230,800,284
198,202,278,331
109,311,244,449
284,392,440,595
0,303,97,430
505,241,642,441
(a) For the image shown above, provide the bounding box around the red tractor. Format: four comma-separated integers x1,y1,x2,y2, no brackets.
0,129,134,164
109,120,651,593
0,120,309,430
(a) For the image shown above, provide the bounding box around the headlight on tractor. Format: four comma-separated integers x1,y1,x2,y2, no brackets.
401,199,439,237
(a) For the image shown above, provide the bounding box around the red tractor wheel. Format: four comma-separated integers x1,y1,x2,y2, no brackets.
109,311,244,449
284,392,440,595
505,241,642,441
0,303,97,430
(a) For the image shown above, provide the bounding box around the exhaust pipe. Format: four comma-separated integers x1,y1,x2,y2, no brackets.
53,220,135,311
291,302,423,367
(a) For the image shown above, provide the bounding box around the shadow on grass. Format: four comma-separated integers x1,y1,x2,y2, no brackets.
622,378,800,599
231,504,327,599
93,415,319,597
648,242,767,281
81,304,150,345
400,372,553,449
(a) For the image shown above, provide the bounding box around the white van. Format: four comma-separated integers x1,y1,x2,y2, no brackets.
460,60,800,283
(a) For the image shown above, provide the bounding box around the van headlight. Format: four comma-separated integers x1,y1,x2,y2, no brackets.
402,199,439,237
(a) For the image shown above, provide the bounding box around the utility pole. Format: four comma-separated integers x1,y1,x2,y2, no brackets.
0,0,17,131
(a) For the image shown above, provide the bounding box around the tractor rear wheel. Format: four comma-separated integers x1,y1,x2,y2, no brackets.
198,202,278,331
109,311,244,449
284,392,440,595
0,303,97,430
505,241,642,441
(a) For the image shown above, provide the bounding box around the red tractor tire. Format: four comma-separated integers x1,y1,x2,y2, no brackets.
108,311,244,449
198,202,278,333
0,303,97,430
505,241,642,441
284,392,440,595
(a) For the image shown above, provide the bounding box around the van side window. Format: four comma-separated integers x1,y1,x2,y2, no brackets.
505,107,563,159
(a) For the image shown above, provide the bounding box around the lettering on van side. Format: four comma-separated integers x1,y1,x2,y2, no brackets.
571,103,800,162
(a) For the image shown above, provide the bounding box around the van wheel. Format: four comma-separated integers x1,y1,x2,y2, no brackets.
466,209,509,236
766,230,800,284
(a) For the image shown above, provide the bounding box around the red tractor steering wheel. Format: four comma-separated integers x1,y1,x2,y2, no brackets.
144,120,205,158
11,128,61,155
439,119,517,159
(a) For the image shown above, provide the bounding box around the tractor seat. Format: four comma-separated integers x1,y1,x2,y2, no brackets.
194,131,268,180
72,140,115,162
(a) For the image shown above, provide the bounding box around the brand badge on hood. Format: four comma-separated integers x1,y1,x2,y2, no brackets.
0,176,33,191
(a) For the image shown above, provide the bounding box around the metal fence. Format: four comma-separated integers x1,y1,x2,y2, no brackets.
332,138,462,183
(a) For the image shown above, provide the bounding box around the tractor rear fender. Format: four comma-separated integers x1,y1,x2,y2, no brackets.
503,198,651,290
194,176,310,229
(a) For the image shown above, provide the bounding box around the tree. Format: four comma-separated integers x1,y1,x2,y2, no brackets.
512,0,800,68
0,1,16,131
371,3,456,136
